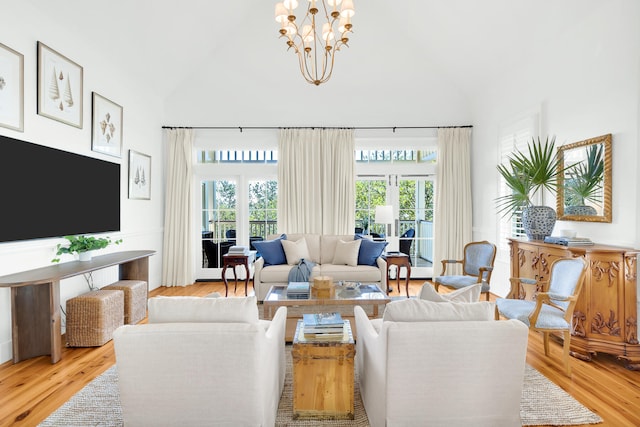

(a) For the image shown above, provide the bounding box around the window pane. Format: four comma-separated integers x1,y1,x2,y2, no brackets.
201,179,237,268
249,179,278,242
354,180,386,234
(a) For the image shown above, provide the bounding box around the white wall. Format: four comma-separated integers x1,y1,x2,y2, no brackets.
0,2,165,363
470,3,640,297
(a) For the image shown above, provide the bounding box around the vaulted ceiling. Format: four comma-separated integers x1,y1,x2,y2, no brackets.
24,0,614,126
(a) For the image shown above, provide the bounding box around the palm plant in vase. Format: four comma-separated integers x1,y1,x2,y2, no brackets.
496,136,562,240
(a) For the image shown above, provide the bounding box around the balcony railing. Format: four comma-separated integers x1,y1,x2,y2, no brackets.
203,220,278,242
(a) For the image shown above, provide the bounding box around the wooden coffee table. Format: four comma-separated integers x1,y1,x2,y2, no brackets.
263,283,390,341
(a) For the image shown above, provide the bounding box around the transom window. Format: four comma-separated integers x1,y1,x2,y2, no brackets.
355,149,437,163
198,150,278,164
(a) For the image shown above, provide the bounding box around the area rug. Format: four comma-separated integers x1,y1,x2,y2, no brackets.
39,351,602,427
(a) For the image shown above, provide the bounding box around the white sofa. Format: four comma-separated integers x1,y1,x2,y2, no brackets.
113,296,286,427
354,301,529,427
253,233,387,300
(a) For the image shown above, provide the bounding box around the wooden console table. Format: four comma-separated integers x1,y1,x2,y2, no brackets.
508,238,639,369
0,250,155,364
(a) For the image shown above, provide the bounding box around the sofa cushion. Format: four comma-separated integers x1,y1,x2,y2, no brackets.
321,264,383,282
382,298,494,322
332,239,362,266
148,295,259,324
259,263,322,283
281,237,311,265
355,236,388,266
271,233,321,263
253,234,287,265
418,282,482,303
320,235,357,264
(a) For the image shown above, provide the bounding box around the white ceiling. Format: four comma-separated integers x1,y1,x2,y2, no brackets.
24,0,613,123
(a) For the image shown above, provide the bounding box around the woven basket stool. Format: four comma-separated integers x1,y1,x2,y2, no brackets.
102,280,148,324
66,290,124,347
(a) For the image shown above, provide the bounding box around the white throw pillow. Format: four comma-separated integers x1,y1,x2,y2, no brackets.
418,282,482,303
382,298,494,322
148,295,258,324
281,238,311,265
332,239,362,266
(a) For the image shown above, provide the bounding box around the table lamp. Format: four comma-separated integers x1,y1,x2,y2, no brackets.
374,205,394,238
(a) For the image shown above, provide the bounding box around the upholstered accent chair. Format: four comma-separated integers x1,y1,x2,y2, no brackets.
355,301,528,426
434,240,497,301
495,256,588,376
114,296,287,425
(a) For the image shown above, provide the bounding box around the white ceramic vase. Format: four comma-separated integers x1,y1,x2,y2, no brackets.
78,251,93,262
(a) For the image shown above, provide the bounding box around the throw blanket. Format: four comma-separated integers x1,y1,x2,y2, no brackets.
288,259,316,283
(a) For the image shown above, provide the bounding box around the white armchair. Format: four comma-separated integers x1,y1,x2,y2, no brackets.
354,301,529,427
113,296,286,427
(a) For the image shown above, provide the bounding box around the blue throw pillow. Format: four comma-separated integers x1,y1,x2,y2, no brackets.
253,234,287,266
355,235,388,266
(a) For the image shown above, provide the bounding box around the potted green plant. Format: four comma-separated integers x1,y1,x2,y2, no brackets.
564,144,604,215
52,235,122,262
496,136,562,240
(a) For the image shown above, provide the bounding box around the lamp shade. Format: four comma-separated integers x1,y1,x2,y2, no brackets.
340,0,355,18
275,2,288,22
375,205,394,224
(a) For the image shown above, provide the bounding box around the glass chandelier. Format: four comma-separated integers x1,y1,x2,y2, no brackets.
275,0,355,86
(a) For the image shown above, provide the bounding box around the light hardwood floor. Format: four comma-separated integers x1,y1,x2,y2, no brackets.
1,280,638,427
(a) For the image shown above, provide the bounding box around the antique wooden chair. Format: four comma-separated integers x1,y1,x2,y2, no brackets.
433,240,497,301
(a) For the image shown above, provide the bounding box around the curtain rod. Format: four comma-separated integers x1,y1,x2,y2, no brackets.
161,125,472,132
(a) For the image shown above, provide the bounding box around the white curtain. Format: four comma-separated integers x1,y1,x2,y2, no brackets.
278,128,355,234
162,128,194,287
433,128,473,275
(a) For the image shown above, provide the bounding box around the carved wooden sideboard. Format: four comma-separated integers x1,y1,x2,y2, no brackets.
508,238,639,370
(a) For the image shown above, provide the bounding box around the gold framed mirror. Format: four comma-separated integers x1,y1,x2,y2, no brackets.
556,134,612,222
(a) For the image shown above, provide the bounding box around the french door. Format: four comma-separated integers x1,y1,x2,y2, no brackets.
199,178,238,279
196,176,277,280
356,174,434,278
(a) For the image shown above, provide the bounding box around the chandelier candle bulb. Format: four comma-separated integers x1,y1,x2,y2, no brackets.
328,0,342,10
322,23,334,41
284,0,298,11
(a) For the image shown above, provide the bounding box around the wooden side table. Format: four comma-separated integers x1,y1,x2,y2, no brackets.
384,253,411,297
292,319,355,420
221,251,256,297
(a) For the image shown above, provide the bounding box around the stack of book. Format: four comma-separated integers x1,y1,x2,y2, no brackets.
228,245,250,255
302,312,345,340
543,236,594,246
286,282,310,299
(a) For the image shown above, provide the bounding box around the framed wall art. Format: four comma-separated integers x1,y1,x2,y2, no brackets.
37,41,83,128
0,42,24,132
91,92,123,157
128,150,151,200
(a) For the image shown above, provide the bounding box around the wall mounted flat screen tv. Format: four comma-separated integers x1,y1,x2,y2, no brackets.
0,134,121,243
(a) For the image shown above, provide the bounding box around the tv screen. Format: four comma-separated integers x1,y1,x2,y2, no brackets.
0,134,121,243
